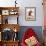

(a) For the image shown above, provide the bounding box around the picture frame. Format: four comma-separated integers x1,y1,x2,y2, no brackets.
9,9,18,15
2,10,9,15
25,7,36,21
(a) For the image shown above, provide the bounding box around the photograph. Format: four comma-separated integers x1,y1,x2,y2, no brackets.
2,10,9,15
25,7,36,21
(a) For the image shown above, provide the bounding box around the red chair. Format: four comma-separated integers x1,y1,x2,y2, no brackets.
21,28,41,46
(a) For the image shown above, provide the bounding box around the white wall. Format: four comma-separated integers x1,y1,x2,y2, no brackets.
0,0,44,26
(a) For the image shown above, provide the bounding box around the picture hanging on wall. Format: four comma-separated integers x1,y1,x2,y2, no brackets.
25,7,36,21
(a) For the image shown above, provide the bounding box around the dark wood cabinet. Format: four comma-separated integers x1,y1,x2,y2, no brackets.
0,7,20,46
0,41,2,46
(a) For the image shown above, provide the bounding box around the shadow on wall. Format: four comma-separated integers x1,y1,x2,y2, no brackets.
18,26,43,44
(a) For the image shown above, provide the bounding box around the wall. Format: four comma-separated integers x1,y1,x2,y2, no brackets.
18,0,44,26
0,0,44,26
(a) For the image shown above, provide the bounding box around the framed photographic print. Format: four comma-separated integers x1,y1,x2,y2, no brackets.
2,10,9,15
25,7,36,21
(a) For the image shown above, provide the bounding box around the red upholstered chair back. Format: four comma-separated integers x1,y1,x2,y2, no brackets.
21,28,41,46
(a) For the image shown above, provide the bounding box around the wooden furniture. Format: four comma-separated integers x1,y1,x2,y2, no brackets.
0,24,20,32
0,7,20,46
0,41,2,46
2,40,19,46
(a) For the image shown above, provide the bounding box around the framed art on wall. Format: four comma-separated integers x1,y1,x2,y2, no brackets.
25,7,36,21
